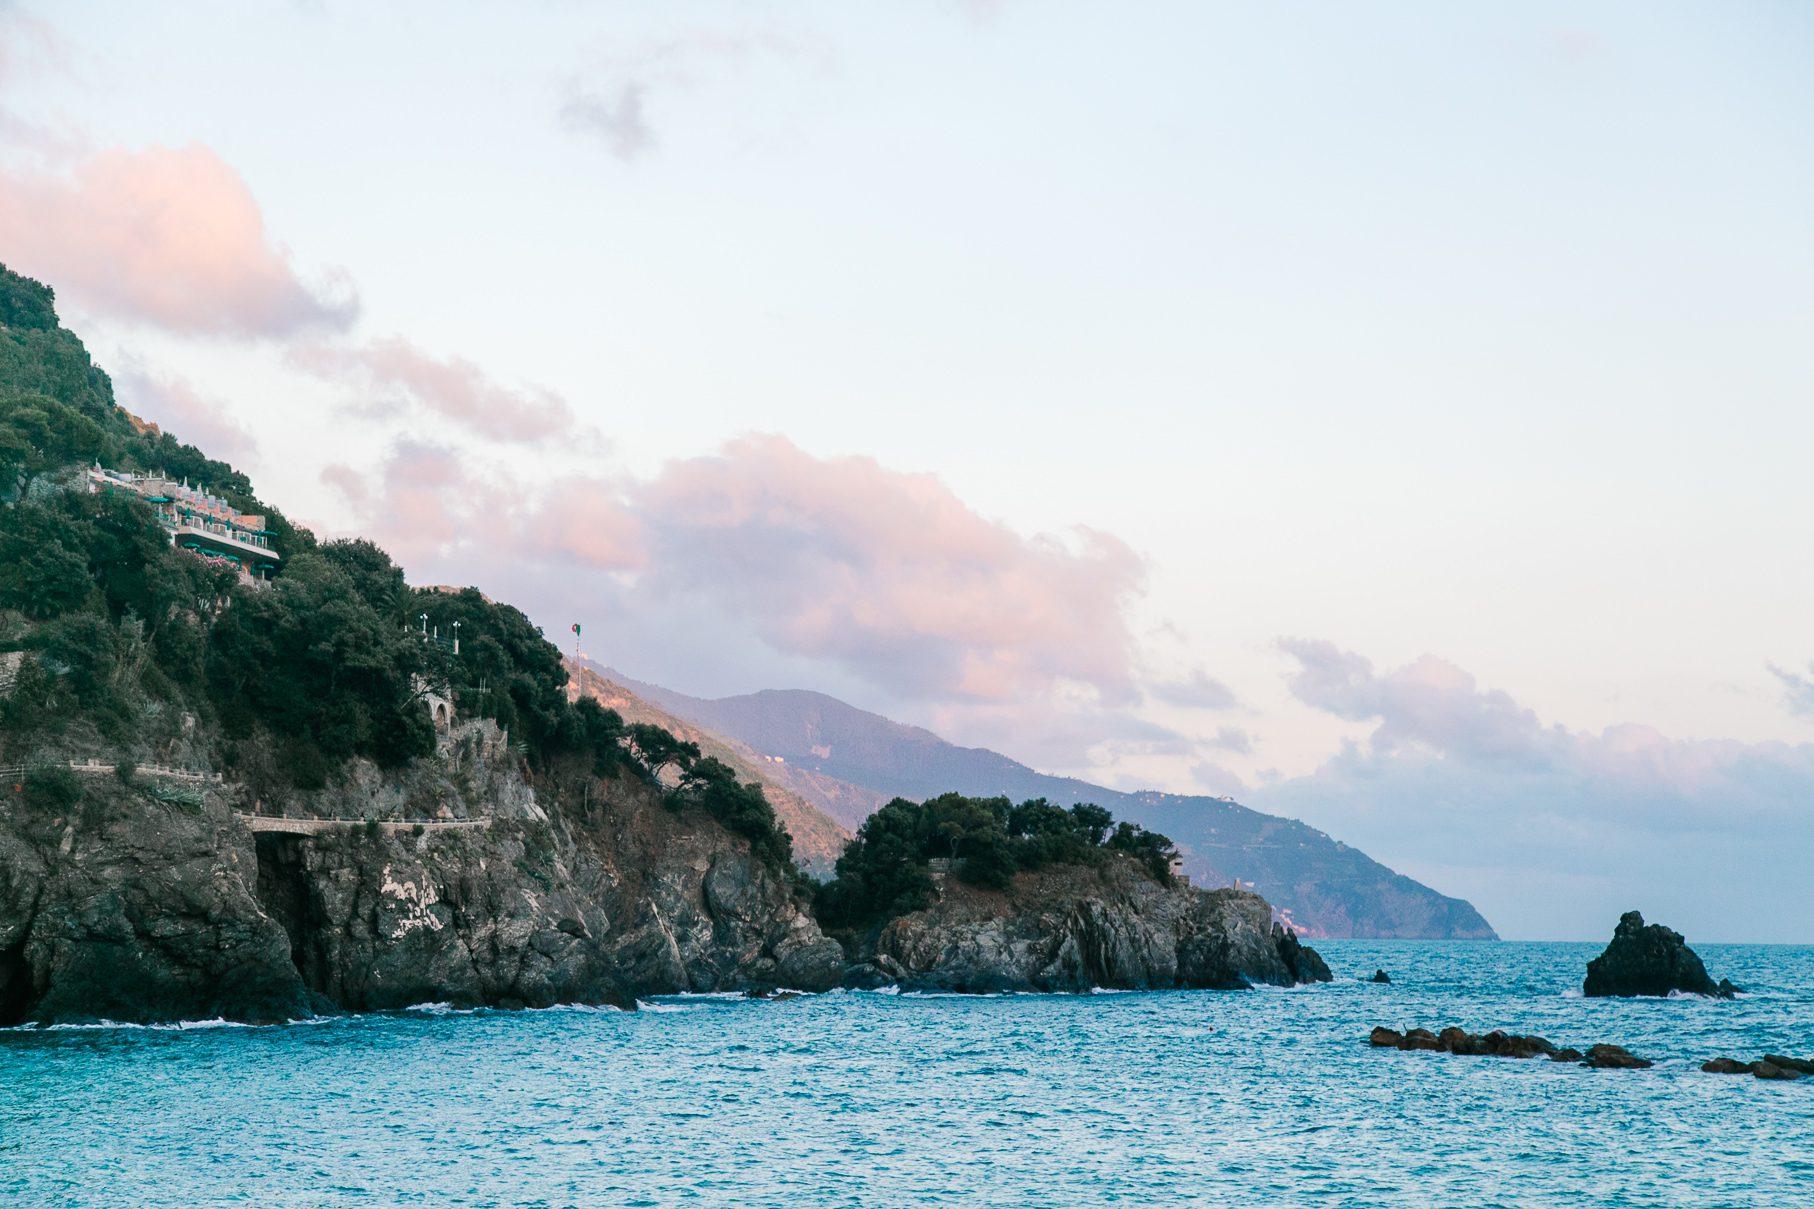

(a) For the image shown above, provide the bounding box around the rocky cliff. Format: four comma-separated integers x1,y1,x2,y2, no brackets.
846,858,1331,994
0,724,844,1026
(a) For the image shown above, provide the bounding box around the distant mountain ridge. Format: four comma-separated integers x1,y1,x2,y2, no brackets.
601,668,1497,940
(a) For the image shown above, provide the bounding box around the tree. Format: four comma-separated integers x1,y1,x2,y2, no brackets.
673,757,793,869
626,723,700,779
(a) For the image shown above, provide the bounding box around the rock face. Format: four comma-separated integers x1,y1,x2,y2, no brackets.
0,736,843,1025
1584,911,1735,999
849,859,1331,993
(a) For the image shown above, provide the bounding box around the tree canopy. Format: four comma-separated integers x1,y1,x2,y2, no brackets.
813,792,1179,933
0,260,800,874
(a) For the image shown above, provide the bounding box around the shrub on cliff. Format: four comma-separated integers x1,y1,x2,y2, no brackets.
814,793,1179,933
672,756,793,870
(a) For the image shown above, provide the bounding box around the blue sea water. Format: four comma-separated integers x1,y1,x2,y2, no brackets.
3,941,1811,1208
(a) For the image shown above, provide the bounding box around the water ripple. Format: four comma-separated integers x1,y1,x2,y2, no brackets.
2,941,1810,1206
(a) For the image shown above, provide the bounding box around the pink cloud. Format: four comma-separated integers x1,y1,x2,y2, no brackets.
633,434,1145,704
291,337,573,444
326,433,1144,708
0,143,356,338
322,444,643,578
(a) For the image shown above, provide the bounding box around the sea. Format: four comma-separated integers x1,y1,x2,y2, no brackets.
3,941,1810,1208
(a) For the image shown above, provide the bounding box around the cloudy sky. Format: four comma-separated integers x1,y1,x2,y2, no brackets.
3,1,1811,940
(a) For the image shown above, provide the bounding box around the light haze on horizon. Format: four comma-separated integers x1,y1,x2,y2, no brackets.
1,1,1810,940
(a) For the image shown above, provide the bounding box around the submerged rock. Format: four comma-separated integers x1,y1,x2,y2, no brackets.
1582,1044,1653,1070
1583,911,1734,999
1704,1055,1813,1080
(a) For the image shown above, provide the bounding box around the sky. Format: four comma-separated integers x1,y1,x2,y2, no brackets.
1,1,1811,940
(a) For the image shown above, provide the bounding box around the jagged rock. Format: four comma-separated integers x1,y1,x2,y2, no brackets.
0,753,844,1025
1583,1044,1653,1070
864,860,1330,993
1702,1058,1751,1074
1274,925,1332,984
1583,910,1733,999
1371,969,1391,984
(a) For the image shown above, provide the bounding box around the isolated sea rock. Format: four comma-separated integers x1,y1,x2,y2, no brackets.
1582,1044,1653,1070
1583,911,1735,999
867,859,1331,993
1371,969,1392,984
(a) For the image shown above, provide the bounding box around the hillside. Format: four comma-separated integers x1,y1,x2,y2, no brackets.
566,662,850,874
606,673,1498,940
0,263,844,1023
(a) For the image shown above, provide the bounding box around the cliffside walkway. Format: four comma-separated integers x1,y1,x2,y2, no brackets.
235,814,491,835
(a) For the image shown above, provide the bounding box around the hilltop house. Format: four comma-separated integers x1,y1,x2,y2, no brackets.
85,464,281,579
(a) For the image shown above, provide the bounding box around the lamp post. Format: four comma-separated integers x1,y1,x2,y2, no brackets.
452,621,461,655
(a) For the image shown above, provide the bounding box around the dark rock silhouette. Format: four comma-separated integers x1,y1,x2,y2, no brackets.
1370,1025,1648,1069
1704,1055,1813,1080
1371,969,1392,984
1583,911,1735,999
1583,1044,1653,1070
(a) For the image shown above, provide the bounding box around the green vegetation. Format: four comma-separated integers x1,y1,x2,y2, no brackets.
813,792,1179,933
0,262,799,871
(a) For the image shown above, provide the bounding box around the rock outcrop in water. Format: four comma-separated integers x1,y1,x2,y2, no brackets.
1583,911,1735,999
844,858,1331,993
1369,1025,1651,1068
1703,1055,1812,1081
0,728,844,1026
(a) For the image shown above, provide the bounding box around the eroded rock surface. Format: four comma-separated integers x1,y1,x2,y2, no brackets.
852,859,1331,993
0,745,842,1025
